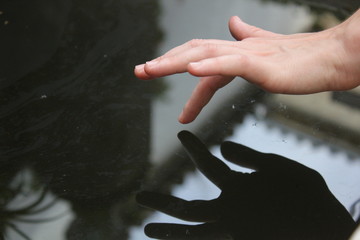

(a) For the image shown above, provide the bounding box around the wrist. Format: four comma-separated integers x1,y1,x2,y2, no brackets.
332,10,360,89
342,9,360,53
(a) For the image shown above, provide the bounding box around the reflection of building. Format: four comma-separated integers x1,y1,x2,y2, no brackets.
266,87,360,156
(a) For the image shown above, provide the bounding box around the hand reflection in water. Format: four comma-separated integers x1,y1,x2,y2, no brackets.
137,131,356,240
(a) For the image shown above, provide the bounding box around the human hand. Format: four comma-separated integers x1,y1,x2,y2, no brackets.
135,12,360,124
137,131,356,240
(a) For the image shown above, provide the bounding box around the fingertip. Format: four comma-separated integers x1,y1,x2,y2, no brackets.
178,106,194,124
228,16,246,41
144,223,163,238
188,61,203,69
143,61,156,75
178,115,187,124
178,114,191,124
144,58,167,77
187,62,204,77
188,61,214,77
177,130,192,140
229,15,242,25
134,64,144,75
178,110,185,123
220,141,238,159
135,63,145,69
134,64,153,80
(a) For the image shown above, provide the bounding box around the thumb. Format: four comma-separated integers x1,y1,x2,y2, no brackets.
228,16,279,40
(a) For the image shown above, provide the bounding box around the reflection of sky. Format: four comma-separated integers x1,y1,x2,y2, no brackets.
131,115,360,239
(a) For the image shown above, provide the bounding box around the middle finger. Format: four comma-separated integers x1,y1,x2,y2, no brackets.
162,39,239,58
144,44,241,78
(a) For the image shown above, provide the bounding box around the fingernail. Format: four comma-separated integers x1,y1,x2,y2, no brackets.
189,62,203,68
146,60,159,68
135,64,145,70
232,16,242,22
178,110,186,124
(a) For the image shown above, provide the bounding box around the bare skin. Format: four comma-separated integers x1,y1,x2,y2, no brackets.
135,9,360,124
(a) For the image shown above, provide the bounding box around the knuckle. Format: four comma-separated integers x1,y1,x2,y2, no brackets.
234,54,246,64
187,39,219,56
232,55,249,70
187,39,205,48
201,43,219,56
249,25,263,34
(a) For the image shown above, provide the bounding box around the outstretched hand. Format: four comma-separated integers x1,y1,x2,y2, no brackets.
135,12,360,124
137,131,356,240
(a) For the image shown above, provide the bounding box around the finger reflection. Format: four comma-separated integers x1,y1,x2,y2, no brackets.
138,131,356,240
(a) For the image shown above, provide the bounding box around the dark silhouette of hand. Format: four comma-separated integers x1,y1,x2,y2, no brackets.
137,131,356,240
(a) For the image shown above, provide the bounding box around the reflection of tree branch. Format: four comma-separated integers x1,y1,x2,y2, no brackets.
5,222,31,240
13,211,68,224
4,188,48,216
1,173,64,240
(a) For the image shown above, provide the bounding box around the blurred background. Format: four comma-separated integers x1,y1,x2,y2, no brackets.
0,0,359,239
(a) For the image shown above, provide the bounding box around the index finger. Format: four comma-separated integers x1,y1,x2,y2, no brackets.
135,39,238,80
178,131,231,189
162,39,238,58
143,44,239,78
179,75,234,124
136,191,218,222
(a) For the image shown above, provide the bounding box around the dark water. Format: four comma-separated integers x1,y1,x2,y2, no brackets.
1,0,161,239
0,0,359,239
